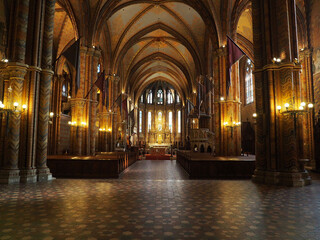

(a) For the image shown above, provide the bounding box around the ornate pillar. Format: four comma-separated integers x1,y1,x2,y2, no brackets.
70,99,86,155
89,49,101,155
0,0,30,184
252,0,311,186
299,49,315,168
36,0,56,182
111,76,120,151
213,47,241,156
0,63,28,183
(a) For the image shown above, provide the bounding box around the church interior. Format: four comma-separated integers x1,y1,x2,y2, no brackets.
1,0,320,239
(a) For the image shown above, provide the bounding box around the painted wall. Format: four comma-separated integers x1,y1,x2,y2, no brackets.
310,0,320,114
0,0,7,59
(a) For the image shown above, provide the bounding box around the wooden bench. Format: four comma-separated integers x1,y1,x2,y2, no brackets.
47,152,138,179
177,150,256,179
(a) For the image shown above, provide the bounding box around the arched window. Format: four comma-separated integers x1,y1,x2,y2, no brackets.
148,112,152,132
62,83,67,97
176,94,180,103
169,111,173,133
147,90,153,104
157,89,163,104
140,95,144,103
177,110,181,133
139,111,143,133
158,112,162,131
245,59,254,104
97,63,101,73
167,90,173,104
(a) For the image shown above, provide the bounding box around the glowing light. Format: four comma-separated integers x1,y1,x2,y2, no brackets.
308,103,314,109
68,121,72,125
300,102,306,107
253,113,257,118
22,104,27,110
81,122,87,126
49,112,54,117
13,102,18,107
299,106,304,110
284,103,290,108
276,58,281,63
220,97,225,101
277,106,282,111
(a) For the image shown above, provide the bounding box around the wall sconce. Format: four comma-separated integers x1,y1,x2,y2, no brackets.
224,120,241,138
272,58,282,64
252,113,257,118
220,97,225,101
278,101,314,135
68,121,77,126
0,101,27,115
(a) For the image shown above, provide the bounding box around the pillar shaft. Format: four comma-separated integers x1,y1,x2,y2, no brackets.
0,63,28,183
252,0,311,186
36,0,56,182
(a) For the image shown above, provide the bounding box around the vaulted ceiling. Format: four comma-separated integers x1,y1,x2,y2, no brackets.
54,0,256,101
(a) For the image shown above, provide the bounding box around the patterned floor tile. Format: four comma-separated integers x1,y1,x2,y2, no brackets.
0,160,320,239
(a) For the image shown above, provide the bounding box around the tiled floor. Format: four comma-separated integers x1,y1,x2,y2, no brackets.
0,160,320,240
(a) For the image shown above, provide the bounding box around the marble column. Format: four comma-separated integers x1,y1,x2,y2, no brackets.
252,0,311,186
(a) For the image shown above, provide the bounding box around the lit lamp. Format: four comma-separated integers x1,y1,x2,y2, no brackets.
224,120,241,138
0,101,27,114
279,101,314,135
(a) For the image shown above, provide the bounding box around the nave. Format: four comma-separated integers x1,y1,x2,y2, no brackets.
1,160,320,240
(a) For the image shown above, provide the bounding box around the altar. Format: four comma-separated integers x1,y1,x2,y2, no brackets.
149,144,170,156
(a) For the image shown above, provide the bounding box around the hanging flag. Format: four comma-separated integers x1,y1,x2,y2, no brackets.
204,76,214,96
186,99,194,116
129,109,135,127
61,39,81,94
197,81,204,118
122,98,128,119
94,70,106,106
227,36,245,95
105,76,109,109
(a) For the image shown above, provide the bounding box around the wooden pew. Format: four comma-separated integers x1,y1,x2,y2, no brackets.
47,151,138,179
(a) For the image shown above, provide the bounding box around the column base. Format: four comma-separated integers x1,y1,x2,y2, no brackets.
252,169,311,187
37,168,53,182
20,169,37,183
0,169,20,184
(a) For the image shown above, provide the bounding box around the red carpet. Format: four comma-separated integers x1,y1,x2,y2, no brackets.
145,154,173,160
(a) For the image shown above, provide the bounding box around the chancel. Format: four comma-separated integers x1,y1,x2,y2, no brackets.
0,0,320,239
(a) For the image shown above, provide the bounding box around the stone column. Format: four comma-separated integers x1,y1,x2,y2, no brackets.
70,99,86,155
111,76,120,150
0,63,28,183
213,47,241,156
89,49,101,155
299,49,315,168
252,0,310,186
19,66,41,183
35,0,56,182
0,0,30,184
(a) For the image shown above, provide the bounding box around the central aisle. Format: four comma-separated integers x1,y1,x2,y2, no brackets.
120,160,189,180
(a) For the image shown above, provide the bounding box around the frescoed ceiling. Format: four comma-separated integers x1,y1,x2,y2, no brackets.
54,0,254,101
